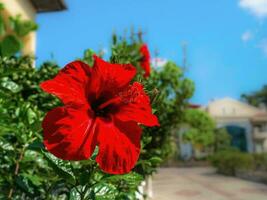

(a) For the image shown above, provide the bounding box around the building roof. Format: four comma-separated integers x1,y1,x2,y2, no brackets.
251,112,267,123
206,97,267,119
30,0,67,13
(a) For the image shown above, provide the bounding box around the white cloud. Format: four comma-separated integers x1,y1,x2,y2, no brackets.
151,57,168,69
241,30,253,42
239,0,267,18
100,47,108,54
258,39,267,55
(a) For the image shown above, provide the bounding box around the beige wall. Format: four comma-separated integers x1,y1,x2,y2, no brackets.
207,98,261,118
0,0,36,56
207,98,267,153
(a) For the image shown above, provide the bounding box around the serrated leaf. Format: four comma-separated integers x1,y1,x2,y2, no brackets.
103,172,142,183
0,140,14,151
42,150,76,184
102,172,143,190
0,77,21,93
69,187,82,200
93,183,118,200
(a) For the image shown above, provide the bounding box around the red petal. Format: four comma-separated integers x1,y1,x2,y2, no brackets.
113,82,159,127
40,61,91,106
95,117,142,174
42,106,97,160
140,44,151,77
88,55,136,102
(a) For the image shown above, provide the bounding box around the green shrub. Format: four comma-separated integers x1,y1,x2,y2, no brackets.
253,153,267,171
0,4,38,57
214,128,232,152
210,149,254,176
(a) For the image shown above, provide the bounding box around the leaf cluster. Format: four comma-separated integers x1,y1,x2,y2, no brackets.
0,4,38,57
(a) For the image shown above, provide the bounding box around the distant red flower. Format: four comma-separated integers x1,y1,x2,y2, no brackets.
139,44,151,78
40,55,159,174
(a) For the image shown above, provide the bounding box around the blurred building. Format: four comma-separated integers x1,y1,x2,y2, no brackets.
206,97,267,153
0,0,66,55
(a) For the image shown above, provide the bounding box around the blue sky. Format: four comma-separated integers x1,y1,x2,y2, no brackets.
36,0,267,105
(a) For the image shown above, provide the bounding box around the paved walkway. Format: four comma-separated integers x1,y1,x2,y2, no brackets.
152,167,267,200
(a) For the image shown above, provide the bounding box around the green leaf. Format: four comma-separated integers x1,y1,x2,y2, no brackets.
93,183,118,200
27,107,37,124
42,150,76,184
79,171,91,186
0,15,5,36
103,172,142,183
149,156,162,165
15,175,35,196
22,173,42,186
82,49,95,66
27,140,44,151
0,140,14,151
69,187,82,200
0,35,22,56
102,172,143,191
9,16,38,37
0,3,4,10
91,146,99,160
0,77,21,93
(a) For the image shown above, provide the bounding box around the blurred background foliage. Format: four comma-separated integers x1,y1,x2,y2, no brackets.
242,85,267,107
183,109,216,150
0,3,38,57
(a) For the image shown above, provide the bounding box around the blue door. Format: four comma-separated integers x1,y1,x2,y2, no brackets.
226,126,247,152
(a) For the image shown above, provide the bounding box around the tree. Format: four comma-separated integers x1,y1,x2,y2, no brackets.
241,85,267,107
140,61,195,169
214,128,232,152
107,31,195,174
0,3,38,57
182,109,216,157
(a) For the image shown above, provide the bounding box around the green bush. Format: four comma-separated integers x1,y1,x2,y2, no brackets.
210,149,254,176
214,128,232,152
0,3,38,57
253,153,267,171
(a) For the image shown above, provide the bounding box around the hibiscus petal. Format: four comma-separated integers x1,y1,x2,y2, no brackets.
43,106,97,160
89,55,136,102
140,44,151,77
113,82,159,127
40,61,91,106
95,117,141,174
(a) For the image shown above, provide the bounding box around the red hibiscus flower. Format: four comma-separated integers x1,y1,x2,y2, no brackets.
139,44,151,78
40,55,159,174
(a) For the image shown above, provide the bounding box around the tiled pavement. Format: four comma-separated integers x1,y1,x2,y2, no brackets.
152,167,267,200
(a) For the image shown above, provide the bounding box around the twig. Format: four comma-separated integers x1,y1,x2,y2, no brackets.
7,137,37,199
8,147,25,199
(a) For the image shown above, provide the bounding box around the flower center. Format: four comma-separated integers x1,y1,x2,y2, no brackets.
92,102,108,117
91,96,121,117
